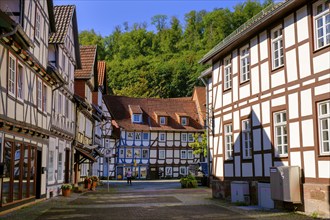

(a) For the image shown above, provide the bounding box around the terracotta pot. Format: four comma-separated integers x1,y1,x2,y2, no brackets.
62,189,71,197
91,181,97,190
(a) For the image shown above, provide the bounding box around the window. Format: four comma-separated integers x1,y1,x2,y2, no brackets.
181,117,187,126
159,133,166,142
166,167,172,176
133,114,142,123
159,150,165,159
127,132,134,140
242,119,252,159
126,149,132,158
240,45,250,82
142,133,149,140
181,150,187,159
35,9,41,40
57,153,63,181
48,150,54,182
181,133,187,142
160,116,166,125
134,149,141,158
135,132,141,140
224,124,233,160
314,0,330,49
142,149,148,159
43,84,47,111
58,93,62,114
17,64,24,99
65,98,69,117
318,100,330,155
224,56,232,90
8,55,16,95
271,25,284,69
188,133,194,142
188,150,193,159
119,149,124,158
180,167,187,176
37,79,42,110
274,111,288,156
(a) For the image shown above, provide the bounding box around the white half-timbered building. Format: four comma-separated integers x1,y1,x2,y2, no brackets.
0,0,59,210
200,0,330,217
103,87,206,180
46,5,81,198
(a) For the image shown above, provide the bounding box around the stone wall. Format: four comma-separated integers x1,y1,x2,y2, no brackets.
303,183,330,218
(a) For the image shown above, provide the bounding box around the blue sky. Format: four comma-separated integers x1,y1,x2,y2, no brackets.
53,0,255,36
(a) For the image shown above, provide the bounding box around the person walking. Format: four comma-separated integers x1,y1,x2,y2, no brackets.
126,168,132,185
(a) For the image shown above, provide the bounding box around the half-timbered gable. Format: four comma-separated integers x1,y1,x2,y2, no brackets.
103,88,206,180
200,0,330,217
0,0,58,209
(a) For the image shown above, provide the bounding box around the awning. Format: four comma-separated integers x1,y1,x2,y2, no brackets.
75,146,97,164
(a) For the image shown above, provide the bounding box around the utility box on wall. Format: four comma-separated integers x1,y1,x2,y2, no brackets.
231,181,250,204
270,166,301,203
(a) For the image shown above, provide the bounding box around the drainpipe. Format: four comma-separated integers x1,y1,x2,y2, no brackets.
200,77,211,185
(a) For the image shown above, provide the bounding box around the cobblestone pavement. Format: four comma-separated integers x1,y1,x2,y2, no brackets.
1,180,320,220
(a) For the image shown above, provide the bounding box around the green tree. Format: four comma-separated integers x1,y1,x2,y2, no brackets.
79,29,106,60
189,131,207,157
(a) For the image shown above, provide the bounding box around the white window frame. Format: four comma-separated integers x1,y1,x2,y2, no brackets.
224,55,232,90
313,0,330,50
126,148,132,158
17,63,24,100
181,150,187,159
35,8,41,41
127,132,134,140
240,45,250,83
188,150,193,159
318,100,330,155
142,132,149,140
274,111,288,157
160,116,166,125
159,132,166,142
165,167,172,176
180,167,187,176
224,124,233,160
43,84,47,112
135,132,141,140
119,149,124,158
37,78,42,110
8,55,16,96
132,114,142,123
58,92,63,114
159,149,165,159
48,150,54,182
57,152,63,181
181,117,187,126
188,133,194,142
181,133,187,142
142,149,149,159
242,119,252,159
271,25,284,69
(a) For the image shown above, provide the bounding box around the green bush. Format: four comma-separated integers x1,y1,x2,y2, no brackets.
61,184,72,190
180,174,198,188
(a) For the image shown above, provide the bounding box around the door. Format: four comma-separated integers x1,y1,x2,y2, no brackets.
35,150,42,199
65,149,70,183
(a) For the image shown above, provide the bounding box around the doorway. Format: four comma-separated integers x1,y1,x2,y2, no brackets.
35,150,42,199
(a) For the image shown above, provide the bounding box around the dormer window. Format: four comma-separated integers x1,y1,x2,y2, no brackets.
133,114,142,123
176,113,189,126
155,111,169,125
160,116,166,125
181,117,188,126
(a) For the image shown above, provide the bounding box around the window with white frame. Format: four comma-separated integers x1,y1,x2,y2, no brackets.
188,133,194,142
240,45,250,83
188,150,193,159
57,152,63,181
135,132,141,140
85,119,92,137
181,150,187,159
58,93,63,114
126,149,132,158
119,149,124,157
17,64,23,99
159,150,165,159
65,98,69,117
274,111,288,156
132,114,142,123
43,84,47,112
181,133,187,142
242,119,252,159
48,150,54,182
181,117,187,126
8,55,16,95
318,100,330,155
271,25,284,69
166,167,172,176
224,56,232,90
37,79,42,110
224,124,233,160
180,167,187,176
160,116,166,125
314,0,330,49
35,9,41,40
142,132,149,140
159,132,166,142
142,149,148,159
127,132,134,140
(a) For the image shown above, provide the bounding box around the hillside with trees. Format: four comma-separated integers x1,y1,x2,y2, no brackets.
79,0,273,98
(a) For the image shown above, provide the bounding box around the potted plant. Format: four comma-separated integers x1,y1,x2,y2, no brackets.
61,184,72,197
91,175,99,190
84,176,92,189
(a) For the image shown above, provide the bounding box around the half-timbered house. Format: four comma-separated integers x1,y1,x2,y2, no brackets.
103,87,205,180
199,0,330,217
0,0,58,209
47,4,81,198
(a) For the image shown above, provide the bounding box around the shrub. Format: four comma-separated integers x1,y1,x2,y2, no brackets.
180,174,198,188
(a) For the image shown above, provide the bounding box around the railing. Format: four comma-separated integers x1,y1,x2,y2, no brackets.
201,0,289,62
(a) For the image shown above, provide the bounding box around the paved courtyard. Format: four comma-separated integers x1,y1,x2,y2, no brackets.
1,180,318,220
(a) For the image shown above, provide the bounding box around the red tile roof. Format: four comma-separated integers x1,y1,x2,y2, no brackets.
49,5,75,44
103,95,204,131
75,45,97,78
97,61,106,86
193,87,206,125
129,105,143,114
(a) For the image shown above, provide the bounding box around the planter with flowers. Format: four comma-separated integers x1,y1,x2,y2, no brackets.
61,184,72,197
84,176,92,189
91,176,99,190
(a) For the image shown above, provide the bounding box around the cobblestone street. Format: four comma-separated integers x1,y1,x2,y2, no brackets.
1,180,318,220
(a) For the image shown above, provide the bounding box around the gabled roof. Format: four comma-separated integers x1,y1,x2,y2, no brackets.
103,95,204,132
75,45,97,79
193,87,206,126
97,61,106,86
129,105,143,114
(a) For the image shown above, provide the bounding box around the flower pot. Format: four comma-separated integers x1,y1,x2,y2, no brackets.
91,181,97,191
62,188,71,197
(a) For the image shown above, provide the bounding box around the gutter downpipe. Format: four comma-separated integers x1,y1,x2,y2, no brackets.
200,76,211,187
